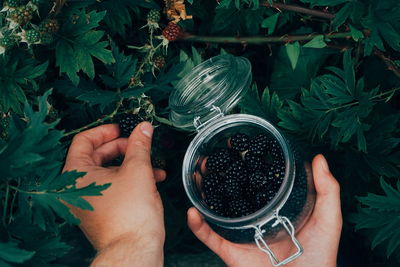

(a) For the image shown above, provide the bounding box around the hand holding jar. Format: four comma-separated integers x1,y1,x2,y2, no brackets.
188,154,342,267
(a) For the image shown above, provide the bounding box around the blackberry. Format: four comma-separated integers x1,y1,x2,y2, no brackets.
147,9,160,23
25,29,40,44
115,113,143,137
267,139,284,163
39,19,60,34
228,198,254,217
206,195,226,216
9,6,33,25
203,173,224,196
230,133,249,152
244,151,267,170
248,134,269,155
253,190,275,210
206,149,232,173
248,170,271,190
224,160,248,198
162,22,183,41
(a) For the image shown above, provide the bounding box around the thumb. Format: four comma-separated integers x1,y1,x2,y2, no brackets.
122,122,153,172
311,154,342,230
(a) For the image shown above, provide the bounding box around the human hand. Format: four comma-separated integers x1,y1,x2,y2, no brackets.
187,154,342,267
63,123,166,266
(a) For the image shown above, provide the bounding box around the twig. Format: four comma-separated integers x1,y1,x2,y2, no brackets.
374,50,400,80
63,100,123,137
260,1,335,19
180,31,352,44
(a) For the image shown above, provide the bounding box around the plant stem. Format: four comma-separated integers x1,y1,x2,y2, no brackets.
180,31,352,44
153,115,175,127
63,100,123,137
326,87,400,113
2,184,9,227
374,50,400,80
260,0,335,19
8,179,19,224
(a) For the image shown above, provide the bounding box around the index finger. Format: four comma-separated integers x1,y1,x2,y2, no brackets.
64,124,120,170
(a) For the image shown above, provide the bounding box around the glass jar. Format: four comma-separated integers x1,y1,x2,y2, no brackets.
169,55,316,266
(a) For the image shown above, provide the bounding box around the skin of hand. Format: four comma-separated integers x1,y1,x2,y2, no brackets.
187,154,342,267
62,122,166,267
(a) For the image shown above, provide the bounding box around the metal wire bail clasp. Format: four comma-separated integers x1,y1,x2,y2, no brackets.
253,213,303,266
193,105,224,132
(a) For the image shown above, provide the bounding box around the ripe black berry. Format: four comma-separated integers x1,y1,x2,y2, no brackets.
228,198,254,217
230,133,249,152
248,170,270,190
253,190,275,210
115,114,143,137
206,149,232,173
203,173,224,196
206,195,226,216
248,134,269,155
244,151,267,170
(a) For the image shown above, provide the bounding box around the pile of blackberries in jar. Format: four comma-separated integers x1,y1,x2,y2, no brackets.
201,133,285,218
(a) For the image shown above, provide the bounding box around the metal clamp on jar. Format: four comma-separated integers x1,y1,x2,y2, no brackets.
169,54,316,266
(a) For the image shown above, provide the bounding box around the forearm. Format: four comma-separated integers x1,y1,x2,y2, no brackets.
90,235,164,267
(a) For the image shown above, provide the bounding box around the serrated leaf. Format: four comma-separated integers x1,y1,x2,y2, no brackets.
0,54,48,113
270,46,333,99
286,42,300,70
0,90,64,179
77,90,119,112
55,10,115,85
303,36,327,48
351,178,400,257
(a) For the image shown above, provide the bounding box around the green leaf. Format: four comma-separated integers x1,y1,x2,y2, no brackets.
55,9,115,85
95,0,159,36
261,13,280,35
351,178,400,257
0,90,64,179
239,84,283,124
99,42,137,88
349,24,364,42
0,242,35,264
270,46,333,99
286,42,300,70
19,170,111,228
303,36,327,48
0,53,48,113
77,90,119,112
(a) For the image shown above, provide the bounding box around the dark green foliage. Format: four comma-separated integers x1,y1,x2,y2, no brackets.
0,0,399,265
350,178,400,258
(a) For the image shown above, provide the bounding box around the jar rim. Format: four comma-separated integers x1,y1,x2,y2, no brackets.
182,114,296,228
169,54,252,131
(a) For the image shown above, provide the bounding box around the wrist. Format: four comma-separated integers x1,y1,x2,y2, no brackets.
91,233,164,267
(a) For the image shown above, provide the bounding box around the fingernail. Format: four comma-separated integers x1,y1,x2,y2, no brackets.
140,122,153,138
320,155,330,173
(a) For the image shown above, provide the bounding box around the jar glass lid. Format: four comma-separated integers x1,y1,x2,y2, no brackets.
169,54,252,131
